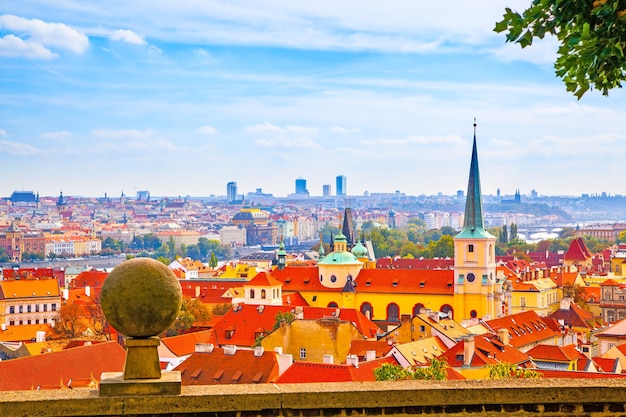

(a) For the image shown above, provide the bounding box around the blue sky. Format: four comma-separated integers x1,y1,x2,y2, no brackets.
2,1,626,199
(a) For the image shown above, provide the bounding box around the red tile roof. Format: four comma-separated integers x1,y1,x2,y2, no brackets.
355,269,455,295
174,347,279,385
486,311,559,349
161,330,217,357
438,335,531,368
376,257,454,270
72,270,108,289
214,304,380,346
0,341,125,390
179,279,243,304
593,357,620,373
247,271,282,287
564,238,592,262
276,356,398,383
348,339,393,358
548,301,603,330
526,344,584,362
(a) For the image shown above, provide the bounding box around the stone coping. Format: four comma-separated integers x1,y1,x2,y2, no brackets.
2,379,626,417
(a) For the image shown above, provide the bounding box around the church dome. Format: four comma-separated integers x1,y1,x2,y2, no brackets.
351,240,368,258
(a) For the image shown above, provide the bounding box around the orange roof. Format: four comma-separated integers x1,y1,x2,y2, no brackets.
486,311,559,348
174,347,279,385
564,238,592,262
601,278,621,286
439,335,531,368
72,270,108,288
0,324,53,343
592,357,620,373
276,356,398,383
179,279,243,304
0,341,125,390
526,344,583,362
214,304,380,346
355,268,455,295
0,278,60,299
247,271,282,287
161,330,217,357
348,339,393,358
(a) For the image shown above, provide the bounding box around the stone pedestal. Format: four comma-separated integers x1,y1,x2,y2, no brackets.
100,371,181,396
124,336,161,380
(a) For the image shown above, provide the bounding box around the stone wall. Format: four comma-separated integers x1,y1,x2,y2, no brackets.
3,379,626,417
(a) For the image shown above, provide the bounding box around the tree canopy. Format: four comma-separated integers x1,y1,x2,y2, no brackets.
495,0,626,98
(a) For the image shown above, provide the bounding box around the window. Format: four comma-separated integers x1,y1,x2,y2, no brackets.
300,348,306,359
27,305,31,313
43,319,47,324
35,304,40,312
330,275,337,283
520,297,526,308
466,273,476,283
35,319,39,324
328,302,338,308
27,320,31,325
51,304,57,311
386,303,400,321
19,305,23,313
412,303,425,316
9,320,14,326
9,306,14,314
420,325,426,332
360,302,373,319
250,289,255,299
43,304,47,312
261,289,266,299
468,244,474,253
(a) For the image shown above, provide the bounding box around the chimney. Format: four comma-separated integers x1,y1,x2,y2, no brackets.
277,353,293,375
195,285,200,298
1,323,6,331
365,350,376,361
295,306,304,319
63,288,69,300
346,354,359,368
323,354,334,364
274,346,283,355
85,285,90,297
560,298,572,310
257,305,265,313
195,343,215,353
463,337,475,367
335,308,340,318
36,331,46,343
428,311,439,323
497,328,510,345
254,346,264,357
223,345,237,356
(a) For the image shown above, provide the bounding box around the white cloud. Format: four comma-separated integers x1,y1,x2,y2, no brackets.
362,134,463,146
197,125,218,135
0,14,88,58
0,129,6,136
254,136,319,148
331,126,360,134
245,122,285,134
40,131,72,141
0,140,39,156
92,128,152,140
0,34,56,59
110,29,146,45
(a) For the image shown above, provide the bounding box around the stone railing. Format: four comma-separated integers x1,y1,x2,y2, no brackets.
3,378,626,417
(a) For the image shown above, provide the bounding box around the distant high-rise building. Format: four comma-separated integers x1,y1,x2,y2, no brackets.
322,184,331,197
336,175,346,196
295,178,308,195
227,181,238,203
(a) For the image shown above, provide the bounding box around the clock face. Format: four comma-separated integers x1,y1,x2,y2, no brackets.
466,273,476,283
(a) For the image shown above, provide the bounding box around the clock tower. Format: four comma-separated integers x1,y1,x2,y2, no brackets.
453,121,499,321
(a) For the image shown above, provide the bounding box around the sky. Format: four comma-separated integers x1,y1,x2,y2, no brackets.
2,1,626,200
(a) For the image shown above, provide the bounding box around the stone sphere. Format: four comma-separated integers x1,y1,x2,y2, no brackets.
101,257,182,338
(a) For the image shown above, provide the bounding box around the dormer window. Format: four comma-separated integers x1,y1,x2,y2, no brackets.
250,289,255,299
468,244,474,253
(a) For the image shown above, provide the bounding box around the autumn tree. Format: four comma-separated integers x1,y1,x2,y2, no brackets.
163,297,212,337
488,363,542,379
56,303,88,339
495,1,626,98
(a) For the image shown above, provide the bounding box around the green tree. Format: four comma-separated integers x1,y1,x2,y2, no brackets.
500,224,509,243
209,251,219,268
426,235,454,258
488,363,542,379
495,1,626,98
273,311,295,330
212,303,232,315
185,244,201,260
373,363,410,381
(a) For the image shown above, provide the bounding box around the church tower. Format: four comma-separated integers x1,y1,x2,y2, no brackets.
453,122,499,321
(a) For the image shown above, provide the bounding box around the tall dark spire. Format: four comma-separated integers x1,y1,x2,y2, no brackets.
457,119,494,238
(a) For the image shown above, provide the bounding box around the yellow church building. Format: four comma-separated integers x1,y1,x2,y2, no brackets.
271,124,507,325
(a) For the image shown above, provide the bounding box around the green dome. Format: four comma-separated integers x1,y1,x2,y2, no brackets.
351,241,368,258
334,232,347,242
318,251,359,265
